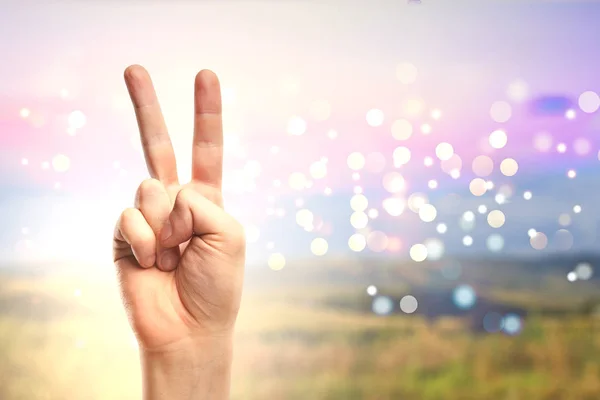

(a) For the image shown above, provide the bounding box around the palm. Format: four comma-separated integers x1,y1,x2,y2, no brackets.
113,66,245,351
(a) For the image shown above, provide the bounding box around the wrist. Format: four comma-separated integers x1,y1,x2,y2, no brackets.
140,335,234,400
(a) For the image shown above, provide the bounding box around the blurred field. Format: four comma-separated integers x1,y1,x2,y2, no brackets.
2,267,600,400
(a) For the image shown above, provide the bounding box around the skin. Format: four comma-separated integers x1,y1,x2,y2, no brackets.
112,65,246,400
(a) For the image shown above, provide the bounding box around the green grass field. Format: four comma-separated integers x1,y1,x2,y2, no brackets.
1,271,600,400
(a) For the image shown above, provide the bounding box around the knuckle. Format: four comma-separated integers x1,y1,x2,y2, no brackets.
120,208,155,243
176,187,196,205
120,207,138,224
139,178,162,192
137,228,156,246
135,178,163,202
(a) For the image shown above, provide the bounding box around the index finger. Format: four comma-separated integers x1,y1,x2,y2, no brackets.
124,65,179,186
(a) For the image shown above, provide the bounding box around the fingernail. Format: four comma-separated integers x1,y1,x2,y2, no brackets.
161,220,172,242
160,249,179,271
145,254,156,268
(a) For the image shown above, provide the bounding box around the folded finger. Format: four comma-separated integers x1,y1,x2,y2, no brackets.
114,207,156,268
135,178,180,271
160,187,224,248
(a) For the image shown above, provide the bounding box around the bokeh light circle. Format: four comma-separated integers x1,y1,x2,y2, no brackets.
383,197,405,216
487,210,506,228
503,314,523,335
52,154,71,172
350,194,369,212
578,91,600,113
382,172,405,193
372,296,394,315
367,231,389,252
391,119,413,140
349,234,367,252
500,158,519,176
530,232,548,250
409,244,428,262
310,238,328,256
347,152,366,170
350,211,369,229
400,295,418,314
490,101,512,122
418,204,437,222
287,116,306,135
435,142,454,161
424,238,444,260
268,253,286,270
366,109,384,127
472,155,494,177
483,312,504,333
486,234,505,252
575,262,593,280
469,178,487,196
489,130,508,149
453,285,476,310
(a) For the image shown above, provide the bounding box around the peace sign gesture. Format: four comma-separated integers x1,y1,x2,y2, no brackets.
112,65,245,378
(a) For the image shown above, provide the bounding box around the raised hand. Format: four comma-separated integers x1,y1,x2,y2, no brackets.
112,65,245,399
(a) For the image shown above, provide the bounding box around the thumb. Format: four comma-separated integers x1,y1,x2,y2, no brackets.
160,188,229,249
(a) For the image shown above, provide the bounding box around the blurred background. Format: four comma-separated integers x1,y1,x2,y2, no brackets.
2,1,600,399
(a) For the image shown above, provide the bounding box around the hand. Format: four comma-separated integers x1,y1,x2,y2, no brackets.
112,65,245,399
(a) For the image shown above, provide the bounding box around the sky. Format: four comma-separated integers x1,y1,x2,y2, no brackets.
1,1,600,272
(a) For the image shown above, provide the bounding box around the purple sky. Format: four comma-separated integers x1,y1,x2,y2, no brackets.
2,1,600,271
